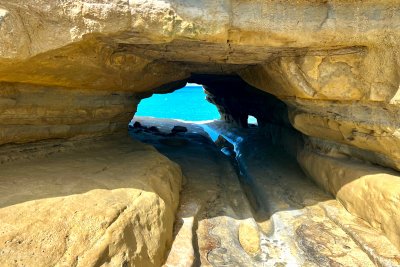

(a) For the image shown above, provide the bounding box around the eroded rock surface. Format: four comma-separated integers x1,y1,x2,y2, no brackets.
0,0,399,145
203,77,400,253
0,136,182,266
0,83,138,145
0,0,400,264
131,118,400,266
1,0,399,170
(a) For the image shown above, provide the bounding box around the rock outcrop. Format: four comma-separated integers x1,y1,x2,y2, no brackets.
0,137,182,266
0,83,137,145
0,0,400,259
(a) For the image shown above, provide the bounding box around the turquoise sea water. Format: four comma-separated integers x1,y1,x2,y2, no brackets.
135,85,221,121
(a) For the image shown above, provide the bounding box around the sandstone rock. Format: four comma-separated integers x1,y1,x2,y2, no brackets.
0,137,183,266
0,0,399,256
0,83,138,145
298,148,400,250
0,0,398,155
202,119,400,266
238,221,261,256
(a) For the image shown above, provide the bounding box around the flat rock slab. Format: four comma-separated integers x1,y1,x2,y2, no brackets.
0,137,183,267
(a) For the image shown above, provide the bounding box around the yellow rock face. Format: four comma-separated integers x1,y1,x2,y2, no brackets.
0,1,398,169
0,137,183,266
0,83,139,145
298,149,400,250
238,221,261,256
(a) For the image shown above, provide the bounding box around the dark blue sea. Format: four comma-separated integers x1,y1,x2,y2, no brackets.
135,84,220,121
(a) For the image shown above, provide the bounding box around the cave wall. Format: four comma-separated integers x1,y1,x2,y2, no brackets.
0,0,400,250
0,82,138,144
240,50,400,171
236,45,400,249
203,75,400,250
0,0,399,146
198,75,289,128
199,76,303,157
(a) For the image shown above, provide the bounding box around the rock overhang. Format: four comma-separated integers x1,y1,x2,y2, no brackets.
0,0,398,90
0,0,400,258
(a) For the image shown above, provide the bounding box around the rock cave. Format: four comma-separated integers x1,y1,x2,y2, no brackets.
0,1,400,266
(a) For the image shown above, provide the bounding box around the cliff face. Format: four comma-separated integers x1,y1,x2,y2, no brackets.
0,0,400,261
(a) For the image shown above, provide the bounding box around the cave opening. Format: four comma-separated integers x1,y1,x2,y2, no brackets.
131,74,294,132
133,82,220,122
1,2,400,265
247,116,258,127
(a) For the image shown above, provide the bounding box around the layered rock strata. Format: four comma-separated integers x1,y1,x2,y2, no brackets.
205,79,400,251
0,0,399,257
0,83,138,144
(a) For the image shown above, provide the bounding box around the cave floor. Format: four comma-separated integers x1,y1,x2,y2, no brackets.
131,117,400,267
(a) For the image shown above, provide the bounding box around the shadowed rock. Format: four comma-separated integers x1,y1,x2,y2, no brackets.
171,125,188,134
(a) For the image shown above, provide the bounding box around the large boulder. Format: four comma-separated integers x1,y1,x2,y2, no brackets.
0,137,183,266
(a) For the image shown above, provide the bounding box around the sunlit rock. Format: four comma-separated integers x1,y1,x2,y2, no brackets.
0,137,182,266
0,0,399,265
